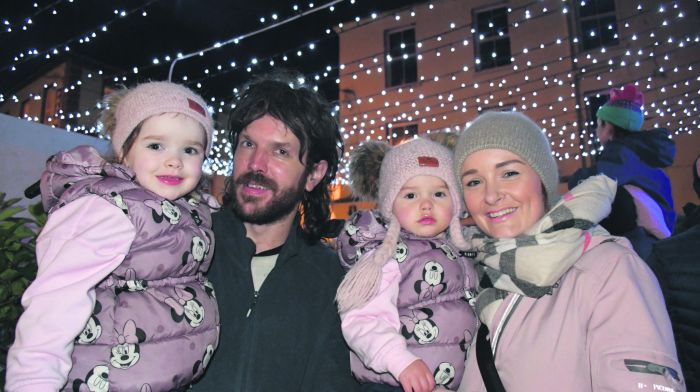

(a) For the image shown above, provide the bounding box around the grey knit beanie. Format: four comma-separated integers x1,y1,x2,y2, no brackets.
454,111,560,210
336,138,469,313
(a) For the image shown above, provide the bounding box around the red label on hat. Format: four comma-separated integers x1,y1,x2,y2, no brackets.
188,98,206,117
418,156,439,167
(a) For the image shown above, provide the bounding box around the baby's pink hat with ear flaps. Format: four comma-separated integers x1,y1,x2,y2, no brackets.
336,138,469,313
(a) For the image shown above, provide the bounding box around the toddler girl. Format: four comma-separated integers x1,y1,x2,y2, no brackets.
336,138,478,392
6,81,219,391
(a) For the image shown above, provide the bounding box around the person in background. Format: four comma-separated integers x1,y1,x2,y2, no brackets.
568,83,676,259
336,139,478,392
646,153,700,392
191,72,358,391
671,153,700,234
454,111,684,392
6,81,219,391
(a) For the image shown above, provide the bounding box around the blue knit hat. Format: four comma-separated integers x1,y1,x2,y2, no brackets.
596,83,644,131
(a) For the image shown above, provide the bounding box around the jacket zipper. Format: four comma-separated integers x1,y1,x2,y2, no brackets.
245,290,259,318
491,294,522,357
238,289,258,390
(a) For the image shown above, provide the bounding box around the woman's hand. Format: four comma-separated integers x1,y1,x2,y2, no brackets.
398,359,436,392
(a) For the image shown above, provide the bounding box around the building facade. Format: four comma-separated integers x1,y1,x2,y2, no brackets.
334,0,700,218
0,57,116,136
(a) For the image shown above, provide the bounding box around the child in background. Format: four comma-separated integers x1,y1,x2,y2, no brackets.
6,82,219,391
568,83,675,259
336,138,478,392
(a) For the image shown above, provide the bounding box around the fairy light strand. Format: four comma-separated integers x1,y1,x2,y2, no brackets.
2,0,74,34
1,0,158,73
2,0,697,178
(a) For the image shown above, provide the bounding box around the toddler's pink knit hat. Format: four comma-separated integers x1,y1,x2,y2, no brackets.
103,81,214,155
336,138,469,313
376,138,464,226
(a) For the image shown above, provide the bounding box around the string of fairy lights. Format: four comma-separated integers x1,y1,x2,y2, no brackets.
1,0,698,181
336,17,696,141
2,0,76,34
4,0,696,131
0,0,366,106
2,1,159,73
5,0,692,117
6,0,692,123
0,1,420,138
332,0,698,180
332,0,698,182
4,0,684,126
0,0,364,83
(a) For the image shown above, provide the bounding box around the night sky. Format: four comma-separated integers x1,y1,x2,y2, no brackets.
1,0,418,103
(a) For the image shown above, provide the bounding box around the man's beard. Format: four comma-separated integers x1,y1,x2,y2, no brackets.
231,170,307,225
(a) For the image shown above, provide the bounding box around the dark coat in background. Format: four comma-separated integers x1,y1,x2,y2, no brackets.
646,205,700,392
569,128,676,259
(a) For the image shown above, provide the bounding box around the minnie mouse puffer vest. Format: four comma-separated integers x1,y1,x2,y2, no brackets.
338,210,478,390
41,146,219,391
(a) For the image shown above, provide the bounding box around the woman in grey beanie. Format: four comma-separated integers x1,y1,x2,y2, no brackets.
452,111,684,392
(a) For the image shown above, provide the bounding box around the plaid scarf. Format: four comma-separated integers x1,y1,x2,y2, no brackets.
466,175,617,330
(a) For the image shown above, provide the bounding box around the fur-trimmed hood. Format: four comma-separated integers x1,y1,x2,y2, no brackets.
348,141,390,201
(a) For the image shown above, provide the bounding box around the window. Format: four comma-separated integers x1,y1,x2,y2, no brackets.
478,103,515,113
576,0,618,51
473,6,512,71
385,27,417,87
584,93,609,126
387,123,418,145
584,92,610,150
20,98,42,121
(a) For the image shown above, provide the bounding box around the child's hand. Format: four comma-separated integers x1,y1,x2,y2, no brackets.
398,359,435,392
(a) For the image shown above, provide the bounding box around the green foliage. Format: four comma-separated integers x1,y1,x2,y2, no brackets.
0,193,45,383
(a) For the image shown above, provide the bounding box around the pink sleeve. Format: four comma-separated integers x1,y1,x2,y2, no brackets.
340,260,419,380
588,245,685,391
6,195,136,392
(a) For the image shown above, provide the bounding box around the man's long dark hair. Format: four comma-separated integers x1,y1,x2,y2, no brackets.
223,72,343,243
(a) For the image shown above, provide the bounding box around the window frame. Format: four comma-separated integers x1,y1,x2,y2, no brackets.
472,5,512,72
583,90,610,152
574,0,620,52
384,26,418,88
387,123,418,145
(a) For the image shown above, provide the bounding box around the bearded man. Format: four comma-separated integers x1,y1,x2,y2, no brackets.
191,73,358,392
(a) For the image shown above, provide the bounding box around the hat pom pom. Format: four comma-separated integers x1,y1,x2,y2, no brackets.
349,141,391,201
99,87,129,138
335,253,384,313
610,83,644,106
336,216,401,313
426,131,459,151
